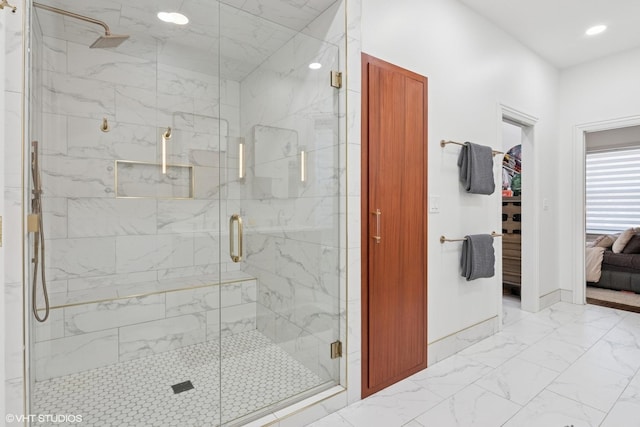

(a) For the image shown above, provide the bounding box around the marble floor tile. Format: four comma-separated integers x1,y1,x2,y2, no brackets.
502,296,528,326
336,379,443,427
313,300,640,427
600,371,640,427
500,317,555,345
412,384,521,427
528,303,582,328
546,359,632,412
458,334,528,368
572,304,627,331
547,320,609,349
475,357,559,405
408,354,493,399
308,413,353,427
517,335,587,372
580,338,640,376
502,390,605,427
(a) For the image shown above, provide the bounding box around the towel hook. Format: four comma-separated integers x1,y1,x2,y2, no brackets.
100,117,110,132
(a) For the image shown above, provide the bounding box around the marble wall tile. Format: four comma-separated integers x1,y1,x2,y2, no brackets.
67,41,156,91
221,279,257,307
115,234,194,273
206,309,221,342
41,113,68,156
3,189,22,285
157,63,219,100
119,313,206,361
221,303,257,336
4,377,25,422
68,198,157,237
47,237,116,281
3,92,22,188
166,287,220,317
33,307,65,343
157,93,196,131
157,264,222,281
41,156,115,198
3,5,23,93
35,329,119,380
42,36,67,73
43,72,116,120
193,232,220,268
4,282,24,380
157,199,219,234
68,270,157,292
67,116,157,161
64,294,166,336
114,85,157,126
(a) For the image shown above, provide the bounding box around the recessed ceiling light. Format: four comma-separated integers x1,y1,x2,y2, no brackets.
308,62,322,70
585,24,607,36
157,12,189,25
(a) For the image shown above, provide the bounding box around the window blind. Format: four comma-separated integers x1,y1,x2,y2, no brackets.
586,147,640,234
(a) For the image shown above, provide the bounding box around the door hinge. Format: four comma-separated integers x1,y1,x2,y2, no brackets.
330,71,342,89
330,340,342,359
0,216,2,247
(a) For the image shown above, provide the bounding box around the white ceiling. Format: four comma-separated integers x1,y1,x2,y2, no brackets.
458,0,640,69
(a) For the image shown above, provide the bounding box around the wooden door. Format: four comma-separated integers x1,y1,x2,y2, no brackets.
361,54,428,397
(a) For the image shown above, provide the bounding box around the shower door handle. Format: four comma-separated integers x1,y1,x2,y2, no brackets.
229,214,243,262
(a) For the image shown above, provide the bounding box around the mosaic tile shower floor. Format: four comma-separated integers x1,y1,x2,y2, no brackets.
32,330,325,426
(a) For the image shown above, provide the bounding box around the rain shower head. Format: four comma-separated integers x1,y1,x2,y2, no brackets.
90,34,130,49
34,2,129,49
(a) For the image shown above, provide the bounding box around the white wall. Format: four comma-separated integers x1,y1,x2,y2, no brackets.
361,0,560,343
557,47,640,295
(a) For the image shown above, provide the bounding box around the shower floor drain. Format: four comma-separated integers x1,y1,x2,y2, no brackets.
171,380,194,394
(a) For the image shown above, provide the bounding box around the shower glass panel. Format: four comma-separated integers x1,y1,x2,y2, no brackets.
27,0,344,425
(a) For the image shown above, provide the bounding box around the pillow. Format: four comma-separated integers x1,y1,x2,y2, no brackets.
594,234,616,249
622,234,640,254
613,228,636,253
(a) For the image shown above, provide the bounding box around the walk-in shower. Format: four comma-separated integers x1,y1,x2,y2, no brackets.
26,0,346,425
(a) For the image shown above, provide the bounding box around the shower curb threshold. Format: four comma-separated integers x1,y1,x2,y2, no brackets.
243,385,346,427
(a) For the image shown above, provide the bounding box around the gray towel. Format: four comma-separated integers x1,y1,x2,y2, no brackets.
457,142,495,195
460,234,495,281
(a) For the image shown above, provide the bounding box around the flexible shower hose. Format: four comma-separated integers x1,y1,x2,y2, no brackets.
31,141,50,322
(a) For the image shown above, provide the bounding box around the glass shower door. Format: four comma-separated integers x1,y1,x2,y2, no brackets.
219,4,343,423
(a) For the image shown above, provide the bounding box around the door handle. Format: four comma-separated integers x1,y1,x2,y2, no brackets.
229,214,243,262
372,209,381,244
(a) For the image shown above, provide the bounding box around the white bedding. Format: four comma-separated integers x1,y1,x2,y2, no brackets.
585,246,606,283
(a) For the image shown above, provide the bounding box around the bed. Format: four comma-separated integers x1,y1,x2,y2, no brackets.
586,230,640,293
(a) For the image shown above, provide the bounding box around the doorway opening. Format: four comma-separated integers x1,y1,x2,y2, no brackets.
584,125,640,313
499,105,539,326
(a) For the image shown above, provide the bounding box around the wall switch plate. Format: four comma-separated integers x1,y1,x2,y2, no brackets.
429,195,440,213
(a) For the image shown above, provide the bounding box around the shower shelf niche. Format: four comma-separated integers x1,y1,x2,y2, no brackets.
115,160,195,199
